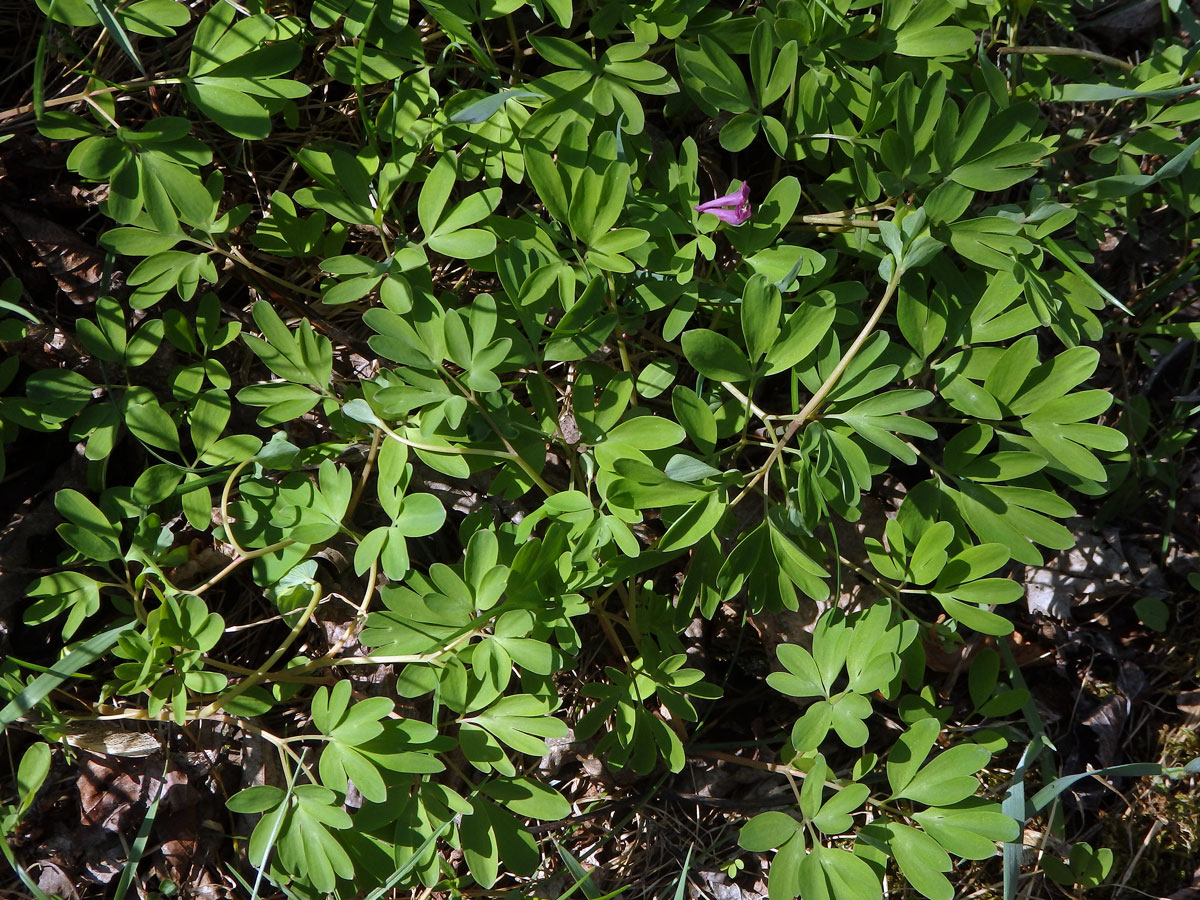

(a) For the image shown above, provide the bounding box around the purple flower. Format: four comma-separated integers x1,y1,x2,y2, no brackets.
694,182,751,226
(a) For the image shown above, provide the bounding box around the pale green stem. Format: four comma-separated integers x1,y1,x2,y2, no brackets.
731,266,904,509
998,45,1134,72
197,586,324,719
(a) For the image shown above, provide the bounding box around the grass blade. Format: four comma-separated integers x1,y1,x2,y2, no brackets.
247,748,306,900
554,839,602,900
671,844,694,900
1042,235,1134,316
84,0,146,76
1030,762,1168,813
0,621,135,729
361,817,455,900
112,760,168,900
1002,737,1047,900
0,839,54,900
33,0,58,120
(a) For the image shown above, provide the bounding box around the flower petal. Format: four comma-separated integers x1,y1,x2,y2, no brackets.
697,183,748,210
707,207,744,225
693,182,752,226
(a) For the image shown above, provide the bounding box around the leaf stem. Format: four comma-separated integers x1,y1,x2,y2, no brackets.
188,538,296,597
325,558,378,659
0,77,183,123
345,426,383,522
997,45,1134,72
721,380,775,424
197,584,324,719
375,419,510,459
731,266,904,508
444,371,558,496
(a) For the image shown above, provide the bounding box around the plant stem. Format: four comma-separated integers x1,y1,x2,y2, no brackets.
731,266,904,508
346,426,383,522
0,77,183,123
376,420,510,459
197,585,324,719
721,380,775,425
189,538,296,597
997,45,1134,71
325,559,378,659
794,214,883,229
219,459,254,558
443,371,558,496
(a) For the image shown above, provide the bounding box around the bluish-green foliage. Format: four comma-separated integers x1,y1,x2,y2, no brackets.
3,0,1199,896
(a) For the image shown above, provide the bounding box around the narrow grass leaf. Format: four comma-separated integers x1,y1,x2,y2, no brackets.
1042,236,1133,315
113,760,167,900
554,839,602,900
362,817,456,900
1030,762,1168,813
0,840,54,900
672,844,695,900
85,0,146,75
0,621,134,728
1002,737,1047,900
33,2,56,119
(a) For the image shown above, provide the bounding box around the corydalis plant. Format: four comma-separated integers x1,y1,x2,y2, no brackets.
8,1,1187,899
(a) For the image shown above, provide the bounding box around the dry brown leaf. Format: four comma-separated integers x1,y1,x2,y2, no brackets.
158,768,203,885
0,203,107,304
77,755,151,831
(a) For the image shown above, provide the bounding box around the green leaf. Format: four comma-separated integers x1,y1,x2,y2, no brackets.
769,644,825,698
261,784,354,892
55,489,122,561
885,823,954,900
681,329,753,382
1029,762,1167,813
947,479,1075,566
913,799,1018,860
419,155,457,235
907,521,954,584
740,810,802,851
606,415,686,450
122,389,181,452
480,776,570,820
25,572,102,638
741,275,782,363
450,88,541,124
184,6,305,139
677,35,753,114
227,784,284,814
829,691,872,747
813,782,869,835
799,755,828,820
797,843,882,900
119,0,190,36
894,26,974,58
766,294,837,375
827,390,936,465
16,743,52,813
465,694,568,757
1074,132,1200,200
658,491,725,553
671,386,718,455
888,717,940,797
895,743,990,806
394,492,446,537
189,389,230,455
1054,82,1200,102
